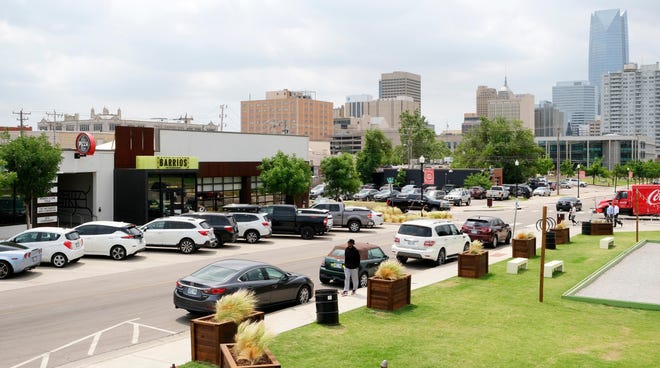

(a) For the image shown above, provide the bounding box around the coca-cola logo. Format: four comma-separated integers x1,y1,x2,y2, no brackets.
647,189,660,205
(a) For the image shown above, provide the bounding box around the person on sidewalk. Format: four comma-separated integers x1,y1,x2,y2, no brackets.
613,203,622,227
606,202,615,223
569,203,577,226
342,239,360,296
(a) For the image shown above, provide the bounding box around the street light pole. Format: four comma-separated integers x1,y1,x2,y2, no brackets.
576,164,581,198
419,155,425,217
514,160,519,199
627,167,630,189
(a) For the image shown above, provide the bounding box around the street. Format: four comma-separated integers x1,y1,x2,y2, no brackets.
1,185,613,368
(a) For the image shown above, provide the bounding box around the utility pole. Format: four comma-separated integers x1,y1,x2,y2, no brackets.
12,109,31,137
46,110,63,145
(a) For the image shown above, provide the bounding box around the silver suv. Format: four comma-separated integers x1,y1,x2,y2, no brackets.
444,188,471,206
140,216,217,254
391,219,471,266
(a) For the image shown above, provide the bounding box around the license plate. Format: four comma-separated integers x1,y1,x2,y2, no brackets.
185,287,199,296
331,262,343,269
471,230,478,234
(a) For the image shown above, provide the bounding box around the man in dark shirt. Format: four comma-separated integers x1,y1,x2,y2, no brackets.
343,239,360,296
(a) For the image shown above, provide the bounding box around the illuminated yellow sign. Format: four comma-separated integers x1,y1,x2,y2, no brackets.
136,156,199,169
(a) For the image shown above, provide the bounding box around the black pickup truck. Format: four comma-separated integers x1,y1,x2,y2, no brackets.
260,204,329,239
387,190,451,213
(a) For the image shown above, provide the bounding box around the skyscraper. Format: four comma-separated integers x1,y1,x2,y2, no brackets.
552,81,597,134
379,71,421,105
588,8,629,112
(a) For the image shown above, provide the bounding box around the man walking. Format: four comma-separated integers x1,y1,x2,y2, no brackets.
613,203,622,227
342,239,360,296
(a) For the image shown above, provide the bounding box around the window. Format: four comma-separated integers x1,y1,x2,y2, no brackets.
240,268,265,281
264,267,285,280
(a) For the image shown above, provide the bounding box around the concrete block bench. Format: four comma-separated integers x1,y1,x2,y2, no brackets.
544,260,564,278
506,257,528,274
599,236,614,249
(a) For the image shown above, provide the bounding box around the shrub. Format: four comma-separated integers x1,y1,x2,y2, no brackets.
466,240,484,254
555,220,569,229
214,289,257,323
232,320,274,365
514,231,535,240
374,259,406,280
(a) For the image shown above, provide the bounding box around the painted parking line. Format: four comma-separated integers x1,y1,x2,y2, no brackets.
10,318,176,368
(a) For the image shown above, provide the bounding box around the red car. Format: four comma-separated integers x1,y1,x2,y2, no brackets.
469,186,486,199
461,216,511,248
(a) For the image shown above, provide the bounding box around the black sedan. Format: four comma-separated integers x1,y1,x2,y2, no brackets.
319,242,389,288
173,259,314,314
556,197,582,212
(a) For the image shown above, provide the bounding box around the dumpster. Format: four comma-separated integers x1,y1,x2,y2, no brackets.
487,198,493,208
315,289,339,325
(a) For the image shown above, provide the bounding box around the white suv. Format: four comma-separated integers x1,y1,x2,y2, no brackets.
140,216,217,254
391,219,471,266
230,212,272,244
444,188,472,206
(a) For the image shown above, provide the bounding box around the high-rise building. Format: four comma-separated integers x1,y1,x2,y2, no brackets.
379,71,421,104
241,89,334,141
588,8,629,112
552,81,597,134
602,63,660,158
485,78,535,131
535,101,564,137
345,94,373,118
476,86,498,117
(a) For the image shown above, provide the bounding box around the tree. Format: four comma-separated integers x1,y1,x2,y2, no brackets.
320,153,361,200
452,117,543,183
0,133,62,228
463,172,492,189
258,151,311,204
585,157,607,184
535,156,555,177
560,160,575,178
395,110,450,164
356,129,392,183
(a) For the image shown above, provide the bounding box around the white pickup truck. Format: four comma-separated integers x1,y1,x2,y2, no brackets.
486,186,510,200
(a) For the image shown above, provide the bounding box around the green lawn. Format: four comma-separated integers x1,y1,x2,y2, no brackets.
267,231,659,368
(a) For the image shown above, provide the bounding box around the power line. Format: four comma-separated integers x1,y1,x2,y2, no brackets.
12,109,31,137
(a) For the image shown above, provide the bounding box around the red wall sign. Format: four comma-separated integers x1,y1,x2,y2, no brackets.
75,132,96,156
423,168,435,185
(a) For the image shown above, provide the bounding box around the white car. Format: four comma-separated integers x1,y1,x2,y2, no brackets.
391,219,471,266
140,216,217,254
370,210,384,227
532,187,552,196
74,221,146,260
9,227,84,268
229,212,272,244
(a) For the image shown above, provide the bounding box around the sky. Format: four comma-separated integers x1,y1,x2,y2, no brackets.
2,0,660,134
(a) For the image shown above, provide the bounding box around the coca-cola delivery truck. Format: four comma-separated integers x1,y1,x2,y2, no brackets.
596,184,660,215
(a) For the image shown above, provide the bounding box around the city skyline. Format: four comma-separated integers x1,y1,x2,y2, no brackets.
2,1,660,134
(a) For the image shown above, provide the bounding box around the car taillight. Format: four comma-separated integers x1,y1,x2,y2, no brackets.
368,213,373,219
24,252,31,259
423,240,435,247
394,237,400,243
121,234,135,239
204,287,226,295
262,222,270,227
224,226,234,233
198,230,209,236
63,241,73,249
323,217,328,226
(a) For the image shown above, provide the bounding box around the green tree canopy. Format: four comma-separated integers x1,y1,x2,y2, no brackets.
258,151,312,204
463,172,492,189
395,110,450,164
320,153,361,200
356,129,393,183
585,157,607,184
452,117,543,183
0,133,62,228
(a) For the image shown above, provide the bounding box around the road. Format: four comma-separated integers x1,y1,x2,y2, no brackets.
0,185,612,368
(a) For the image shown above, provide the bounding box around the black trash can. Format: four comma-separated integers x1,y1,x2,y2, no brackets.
487,198,493,208
545,231,556,250
581,221,592,235
315,289,339,325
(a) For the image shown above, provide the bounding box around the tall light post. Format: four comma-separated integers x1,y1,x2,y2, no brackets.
419,155,425,217
444,169,453,190
576,164,581,198
627,167,630,189
514,160,519,198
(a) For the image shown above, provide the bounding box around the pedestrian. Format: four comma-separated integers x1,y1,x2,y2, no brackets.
569,204,577,225
613,203,622,227
342,239,360,296
606,201,615,223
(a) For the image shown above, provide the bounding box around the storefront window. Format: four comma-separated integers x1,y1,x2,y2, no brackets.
148,173,196,220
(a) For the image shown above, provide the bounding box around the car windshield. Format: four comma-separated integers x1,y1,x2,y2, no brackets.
398,224,432,237
448,189,462,195
329,248,345,258
191,264,236,282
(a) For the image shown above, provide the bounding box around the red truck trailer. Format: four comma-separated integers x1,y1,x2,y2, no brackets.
596,184,660,215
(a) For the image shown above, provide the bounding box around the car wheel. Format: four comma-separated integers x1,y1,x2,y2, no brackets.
467,198,471,206
319,276,331,284
348,220,361,233
244,230,260,244
296,285,311,304
491,235,498,248
396,255,408,264
505,231,511,244
179,238,196,254
110,245,127,260
0,261,12,279
300,226,314,240
207,238,221,248
52,253,68,268
359,272,369,288
435,248,447,266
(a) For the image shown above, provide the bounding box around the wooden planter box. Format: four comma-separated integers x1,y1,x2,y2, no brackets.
511,237,536,258
366,274,411,311
220,344,281,368
550,227,570,244
190,311,265,366
458,251,489,278
582,222,613,235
